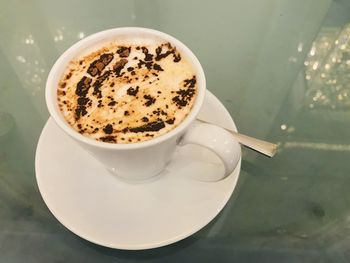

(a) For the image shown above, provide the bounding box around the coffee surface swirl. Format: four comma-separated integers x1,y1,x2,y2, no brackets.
57,37,197,143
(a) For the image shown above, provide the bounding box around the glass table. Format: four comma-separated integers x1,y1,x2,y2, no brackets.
1,0,350,261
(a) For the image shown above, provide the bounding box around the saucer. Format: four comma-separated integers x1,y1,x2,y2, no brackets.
35,91,241,250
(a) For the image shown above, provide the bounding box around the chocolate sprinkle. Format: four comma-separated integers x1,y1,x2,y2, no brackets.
144,95,156,106
117,46,131,58
152,108,167,116
113,59,128,76
153,63,163,71
126,86,139,96
141,47,153,61
65,72,72,80
173,53,181,62
103,124,113,134
155,45,173,61
75,76,92,97
138,60,153,70
75,106,88,119
87,53,114,76
172,76,196,108
77,97,90,106
126,121,165,133
155,43,181,62
74,76,93,119
184,75,196,88
166,118,175,124
97,99,103,108
92,70,111,98
100,136,116,143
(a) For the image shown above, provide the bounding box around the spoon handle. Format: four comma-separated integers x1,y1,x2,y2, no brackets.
227,130,277,157
196,118,277,157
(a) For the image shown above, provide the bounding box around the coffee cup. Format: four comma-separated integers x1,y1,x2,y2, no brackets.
46,27,240,182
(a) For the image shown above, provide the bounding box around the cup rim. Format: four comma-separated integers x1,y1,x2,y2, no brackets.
46,27,206,150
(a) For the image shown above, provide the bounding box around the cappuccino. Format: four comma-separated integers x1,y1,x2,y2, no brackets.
57,36,197,143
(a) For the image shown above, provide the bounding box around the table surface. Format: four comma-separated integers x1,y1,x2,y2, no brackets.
1,0,350,262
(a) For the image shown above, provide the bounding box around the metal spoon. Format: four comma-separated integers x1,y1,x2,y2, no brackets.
197,118,278,157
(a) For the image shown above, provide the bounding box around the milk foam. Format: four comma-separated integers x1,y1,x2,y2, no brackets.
57,36,197,144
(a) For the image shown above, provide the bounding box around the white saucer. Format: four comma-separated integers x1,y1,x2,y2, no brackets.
35,91,241,250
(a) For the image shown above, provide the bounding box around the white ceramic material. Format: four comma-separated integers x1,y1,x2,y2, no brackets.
45,27,240,181
35,91,241,250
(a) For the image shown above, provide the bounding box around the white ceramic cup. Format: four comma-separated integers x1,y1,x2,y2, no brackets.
46,27,240,182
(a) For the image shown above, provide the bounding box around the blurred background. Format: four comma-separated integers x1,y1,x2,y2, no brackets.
2,0,350,262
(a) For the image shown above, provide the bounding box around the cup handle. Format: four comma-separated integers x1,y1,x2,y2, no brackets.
179,121,241,179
